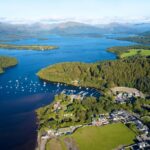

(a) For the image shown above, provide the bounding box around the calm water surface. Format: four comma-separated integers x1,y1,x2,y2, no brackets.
0,34,135,150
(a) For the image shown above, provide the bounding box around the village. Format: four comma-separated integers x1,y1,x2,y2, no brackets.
41,109,150,150
39,87,150,150
111,87,145,104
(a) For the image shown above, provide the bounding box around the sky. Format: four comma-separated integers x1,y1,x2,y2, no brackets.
0,0,150,24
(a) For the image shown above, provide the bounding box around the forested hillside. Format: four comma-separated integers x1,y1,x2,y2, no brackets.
117,36,150,44
37,56,150,94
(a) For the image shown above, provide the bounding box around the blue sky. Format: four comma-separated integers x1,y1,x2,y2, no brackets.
0,0,150,23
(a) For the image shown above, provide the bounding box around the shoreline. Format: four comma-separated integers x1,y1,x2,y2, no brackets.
35,80,148,150
37,77,102,94
34,80,102,150
35,46,150,149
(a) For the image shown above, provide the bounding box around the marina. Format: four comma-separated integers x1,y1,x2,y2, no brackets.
0,76,101,98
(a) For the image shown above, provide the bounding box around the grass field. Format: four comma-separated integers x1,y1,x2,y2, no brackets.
120,49,150,58
46,138,66,150
69,123,136,150
46,123,136,150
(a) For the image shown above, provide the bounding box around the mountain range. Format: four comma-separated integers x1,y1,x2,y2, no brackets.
0,21,150,40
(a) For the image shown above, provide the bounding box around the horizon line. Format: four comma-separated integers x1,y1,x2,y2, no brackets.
1,16,150,25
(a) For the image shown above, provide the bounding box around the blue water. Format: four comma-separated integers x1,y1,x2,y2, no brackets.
0,34,135,150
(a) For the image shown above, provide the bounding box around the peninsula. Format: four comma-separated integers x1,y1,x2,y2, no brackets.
0,44,58,51
36,94,138,150
36,92,149,150
116,34,150,44
0,56,18,74
37,56,150,94
36,46,150,150
107,45,150,58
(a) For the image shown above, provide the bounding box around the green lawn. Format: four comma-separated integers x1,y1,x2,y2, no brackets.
46,123,136,150
120,49,150,58
66,123,136,150
140,50,150,56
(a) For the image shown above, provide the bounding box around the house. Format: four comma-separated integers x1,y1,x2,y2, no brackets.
47,129,56,136
92,120,102,126
64,113,73,117
99,114,109,125
138,142,146,149
56,125,81,136
115,92,133,104
71,80,79,86
70,94,83,101
53,102,61,111
41,134,49,140
135,120,144,130
133,120,149,135
92,115,109,126
99,118,109,125
109,110,132,123
110,111,121,121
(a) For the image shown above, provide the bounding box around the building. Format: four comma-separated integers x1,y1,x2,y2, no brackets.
71,80,79,86
53,102,61,111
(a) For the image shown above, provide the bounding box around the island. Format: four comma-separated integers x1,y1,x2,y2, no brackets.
0,56,18,74
0,44,58,51
107,45,150,58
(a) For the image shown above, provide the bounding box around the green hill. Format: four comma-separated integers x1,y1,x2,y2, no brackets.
37,56,150,94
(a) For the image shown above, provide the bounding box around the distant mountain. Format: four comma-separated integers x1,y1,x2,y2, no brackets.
48,22,150,35
0,22,48,41
96,22,150,34
0,21,150,39
111,22,150,44
48,21,104,35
